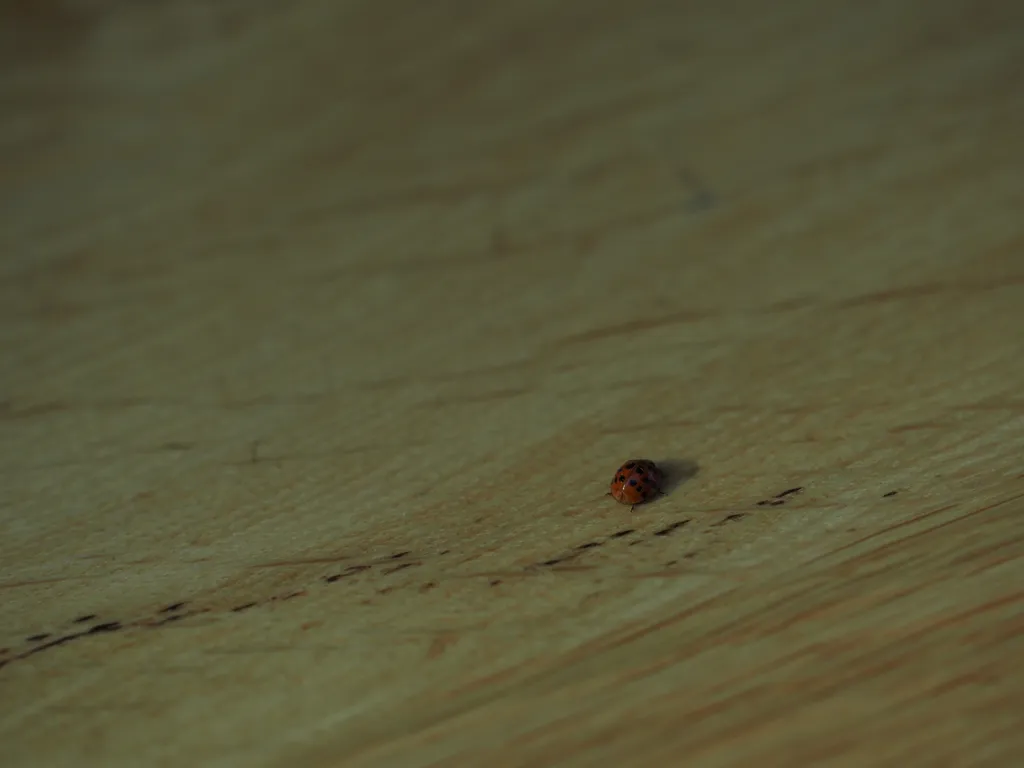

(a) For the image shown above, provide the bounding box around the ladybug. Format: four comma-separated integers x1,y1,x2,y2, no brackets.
607,459,664,510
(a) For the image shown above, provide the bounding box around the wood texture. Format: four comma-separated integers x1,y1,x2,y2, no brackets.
2,1,1023,765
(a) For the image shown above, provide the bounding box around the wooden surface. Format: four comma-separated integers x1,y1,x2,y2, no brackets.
2,1,1024,765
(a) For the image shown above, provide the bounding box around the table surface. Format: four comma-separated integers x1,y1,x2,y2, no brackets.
2,1,1023,765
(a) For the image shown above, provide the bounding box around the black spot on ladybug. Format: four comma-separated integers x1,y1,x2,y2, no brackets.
617,474,625,482
628,478,637,486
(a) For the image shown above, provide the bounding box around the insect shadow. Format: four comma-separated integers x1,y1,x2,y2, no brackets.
654,458,700,495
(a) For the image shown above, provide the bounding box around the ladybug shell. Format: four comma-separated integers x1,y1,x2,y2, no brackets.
609,459,663,506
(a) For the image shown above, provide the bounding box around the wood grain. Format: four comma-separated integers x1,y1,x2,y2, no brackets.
2,0,1023,765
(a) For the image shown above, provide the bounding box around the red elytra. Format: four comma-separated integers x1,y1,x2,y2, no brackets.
607,459,663,510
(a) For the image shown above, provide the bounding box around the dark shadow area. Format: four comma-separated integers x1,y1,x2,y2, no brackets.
655,458,700,494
